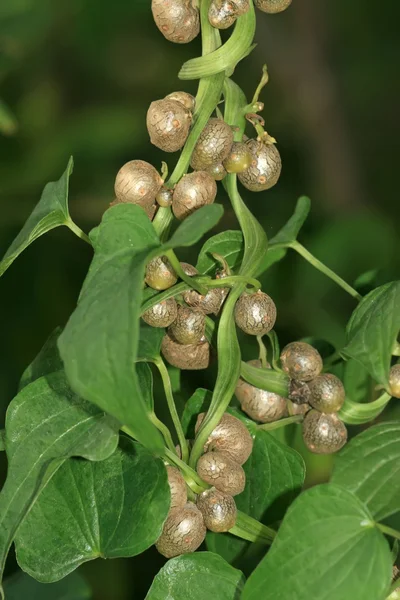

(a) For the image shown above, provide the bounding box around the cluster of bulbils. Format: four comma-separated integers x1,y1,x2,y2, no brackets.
156,412,253,558
151,0,292,43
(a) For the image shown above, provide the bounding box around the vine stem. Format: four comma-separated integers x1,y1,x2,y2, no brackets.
154,357,189,464
165,249,208,295
377,523,400,541
66,219,91,245
258,415,304,432
257,335,268,369
149,412,177,455
269,240,362,301
164,448,209,494
231,511,276,545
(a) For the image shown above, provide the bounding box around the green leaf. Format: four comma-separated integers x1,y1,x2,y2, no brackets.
145,552,245,600
136,362,154,410
58,204,164,453
0,98,17,135
179,5,256,80
19,327,64,389
15,438,170,582
137,326,164,362
269,196,311,246
3,571,91,600
196,230,244,275
208,430,305,565
242,484,392,600
0,372,119,584
343,281,400,387
165,204,224,249
181,388,213,438
240,361,289,397
332,422,400,521
0,158,83,278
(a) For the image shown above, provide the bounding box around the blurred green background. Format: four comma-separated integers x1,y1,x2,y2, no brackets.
0,0,399,597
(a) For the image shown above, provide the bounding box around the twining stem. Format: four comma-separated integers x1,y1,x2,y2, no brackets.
377,523,400,541
258,415,304,432
257,335,268,369
165,249,208,295
149,412,177,455
154,357,189,464
269,240,362,302
164,448,208,494
66,218,91,245
231,511,276,545
267,330,282,371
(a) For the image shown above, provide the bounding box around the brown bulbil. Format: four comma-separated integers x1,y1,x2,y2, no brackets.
233,0,250,14
114,160,162,213
156,186,173,208
161,333,210,370
180,262,199,277
208,0,238,30
142,298,178,328
190,118,234,170
145,256,178,291
254,0,292,14
389,364,400,398
280,342,323,382
308,374,345,414
184,287,228,316
197,488,237,532
147,99,191,153
238,139,282,192
206,163,227,181
155,502,206,558
152,0,200,44
287,399,311,417
223,142,252,174
196,451,246,496
195,412,253,465
166,466,187,510
169,306,206,345
235,360,288,423
288,379,312,405
172,171,217,220
165,91,196,112
234,290,277,336
302,410,348,455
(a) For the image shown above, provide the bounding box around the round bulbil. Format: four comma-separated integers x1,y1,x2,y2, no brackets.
145,256,178,291
302,410,348,455
147,99,191,153
169,306,206,345
161,333,210,370
142,297,178,328
156,186,173,208
197,488,237,532
308,374,345,413
165,91,196,112
235,360,287,423
208,0,238,30
114,160,162,209
196,451,246,496
280,342,323,382
180,262,199,277
152,0,200,44
183,287,229,316
254,0,292,14
166,466,188,510
155,502,206,558
172,171,217,220
234,290,277,336
195,412,253,465
206,163,227,181
389,364,400,399
223,142,252,174
238,139,282,192
190,118,234,171
233,0,250,14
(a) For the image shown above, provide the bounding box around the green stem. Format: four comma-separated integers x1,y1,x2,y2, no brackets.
270,241,362,302
258,415,304,432
267,330,282,371
165,249,208,295
66,219,92,245
149,412,176,455
257,335,268,369
154,357,189,464
377,523,400,541
230,511,276,545
164,448,209,494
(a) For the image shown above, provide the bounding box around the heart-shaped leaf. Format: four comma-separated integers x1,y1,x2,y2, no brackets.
15,438,170,582
332,422,400,521
242,484,392,600
269,196,311,246
165,204,223,249
3,571,91,600
0,372,119,585
145,552,245,600
0,158,85,277
343,281,400,387
19,327,63,390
